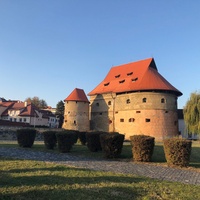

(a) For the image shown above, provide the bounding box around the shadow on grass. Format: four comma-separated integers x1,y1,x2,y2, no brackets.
0,159,146,200
0,186,142,200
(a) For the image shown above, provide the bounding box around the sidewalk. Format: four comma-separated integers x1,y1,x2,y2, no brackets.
1,147,200,185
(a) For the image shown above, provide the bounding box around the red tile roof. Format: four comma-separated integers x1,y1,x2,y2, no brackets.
64,88,89,102
18,104,39,117
88,58,182,96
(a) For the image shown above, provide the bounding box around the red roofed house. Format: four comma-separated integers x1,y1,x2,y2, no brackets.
88,58,182,141
63,88,90,131
0,99,58,128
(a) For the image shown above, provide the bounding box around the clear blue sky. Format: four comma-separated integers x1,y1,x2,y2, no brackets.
1,0,200,109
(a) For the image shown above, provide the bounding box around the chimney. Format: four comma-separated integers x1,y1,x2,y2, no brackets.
24,101,27,107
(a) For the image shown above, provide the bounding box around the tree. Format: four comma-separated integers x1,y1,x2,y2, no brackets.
183,92,200,134
25,96,48,109
55,100,64,128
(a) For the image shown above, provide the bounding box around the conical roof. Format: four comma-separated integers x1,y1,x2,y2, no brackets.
64,88,89,102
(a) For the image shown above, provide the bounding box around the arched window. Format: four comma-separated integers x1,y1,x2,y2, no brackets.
129,118,135,122
126,99,130,104
142,98,147,103
161,98,165,103
108,101,111,105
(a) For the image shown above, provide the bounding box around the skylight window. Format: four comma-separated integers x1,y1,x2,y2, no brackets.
104,82,110,86
132,77,138,82
115,74,120,78
119,80,125,84
127,72,133,76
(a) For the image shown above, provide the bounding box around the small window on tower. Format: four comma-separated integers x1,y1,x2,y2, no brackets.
161,98,165,103
108,101,111,105
120,118,124,122
146,118,150,122
126,99,130,104
74,120,76,125
96,103,99,106
129,118,135,122
143,98,147,103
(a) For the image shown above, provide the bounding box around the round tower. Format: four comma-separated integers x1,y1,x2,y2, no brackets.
62,88,90,131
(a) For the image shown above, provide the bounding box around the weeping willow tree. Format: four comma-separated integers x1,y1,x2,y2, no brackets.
183,92,200,134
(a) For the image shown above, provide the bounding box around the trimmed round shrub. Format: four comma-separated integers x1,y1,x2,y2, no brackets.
71,130,79,144
163,138,192,167
16,129,36,148
78,131,87,145
130,135,155,162
100,133,125,158
43,131,57,149
56,131,75,153
86,131,105,152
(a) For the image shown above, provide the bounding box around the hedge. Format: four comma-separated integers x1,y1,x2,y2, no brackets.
100,133,124,158
163,138,192,167
43,131,57,149
56,131,75,153
16,129,36,148
130,135,155,162
86,131,105,152
78,131,87,145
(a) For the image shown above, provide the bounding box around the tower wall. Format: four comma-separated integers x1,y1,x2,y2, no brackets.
63,101,89,131
90,92,179,141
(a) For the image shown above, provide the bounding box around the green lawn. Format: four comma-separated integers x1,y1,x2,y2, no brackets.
1,140,200,199
1,157,200,200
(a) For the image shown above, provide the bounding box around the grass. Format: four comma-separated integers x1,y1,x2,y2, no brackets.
1,157,200,200
1,140,200,199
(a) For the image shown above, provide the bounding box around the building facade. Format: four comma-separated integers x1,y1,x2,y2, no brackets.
62,88,90,131
88,58,182,141
0,99,58,128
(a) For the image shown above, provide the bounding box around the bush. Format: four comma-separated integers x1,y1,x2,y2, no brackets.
78,131,87,145
130,135,155,162
100,133,124,158
56,131,75,153
163,138,192,167
43,131,57,149
16,129,36,148
71,130,79,144
86,131,105,152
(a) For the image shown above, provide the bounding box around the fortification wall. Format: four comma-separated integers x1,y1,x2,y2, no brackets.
90,92,179,141
0,126,63,141
63,101,90,131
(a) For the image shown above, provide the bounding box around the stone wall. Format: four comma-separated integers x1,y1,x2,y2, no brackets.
63,101,90,131
0,126,63,141
89,92,179,141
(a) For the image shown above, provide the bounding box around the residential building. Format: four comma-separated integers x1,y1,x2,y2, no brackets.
0,99,58,128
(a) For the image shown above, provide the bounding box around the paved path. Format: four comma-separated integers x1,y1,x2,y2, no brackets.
1,147,200,185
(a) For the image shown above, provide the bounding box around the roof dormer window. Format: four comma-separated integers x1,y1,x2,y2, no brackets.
127,72,133,76
132,77,138,82
115,74,120,78
119,79,125,84
104,82,110,86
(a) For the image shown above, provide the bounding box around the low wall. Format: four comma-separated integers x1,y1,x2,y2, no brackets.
0,126,63,141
